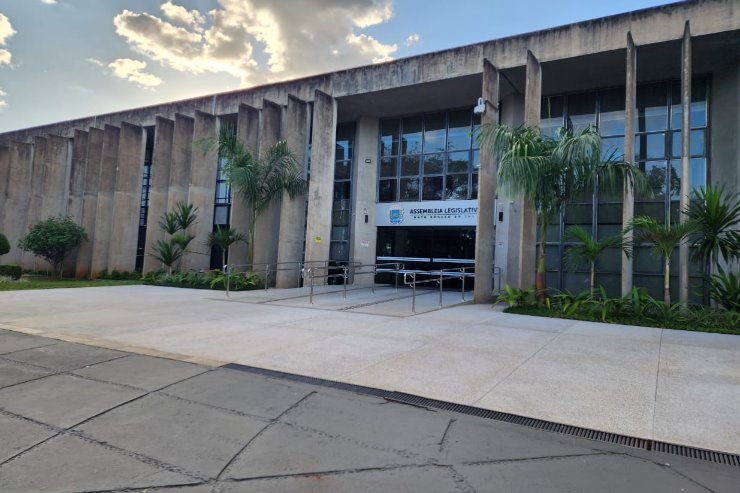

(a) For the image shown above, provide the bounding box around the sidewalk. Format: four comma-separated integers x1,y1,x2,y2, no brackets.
1,284,738,455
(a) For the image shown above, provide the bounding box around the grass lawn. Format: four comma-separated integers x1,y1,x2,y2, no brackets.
0,277,142,291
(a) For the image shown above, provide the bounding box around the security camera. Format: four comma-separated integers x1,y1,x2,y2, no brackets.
473,97,486,115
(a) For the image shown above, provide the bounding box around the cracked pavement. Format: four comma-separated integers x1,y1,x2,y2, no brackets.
1,329,738,492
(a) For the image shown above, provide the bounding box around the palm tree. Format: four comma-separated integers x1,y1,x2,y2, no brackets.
563,225,624,297
207,225,247,270
684,185,740,268
478,124,650,302
625,216,696,306
202,124,306,266
150,202,198,274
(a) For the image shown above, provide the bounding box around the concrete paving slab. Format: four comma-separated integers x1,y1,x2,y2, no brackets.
163,368,313,419
224,422,417,480
0,374,144,428
1,340,125,371
0,330,56,354
0,412,57,464
456,453,708,493
565,320,663,343
0,358,54,389
75,393,269,478
220,465,463,493
72,354,209,391
0,433,197,493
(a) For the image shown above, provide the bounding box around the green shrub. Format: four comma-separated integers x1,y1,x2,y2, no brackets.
142,270,261,291
706,267,740,312
496,285,537,307
18,216,87,278
0,264,22,280
0,233,10,256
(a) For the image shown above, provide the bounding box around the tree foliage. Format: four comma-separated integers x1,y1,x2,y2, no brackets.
0,232,9,256
150,202,198,274
685,185,740,266
19,216,87,278
563,225,624,296
207,225,247,269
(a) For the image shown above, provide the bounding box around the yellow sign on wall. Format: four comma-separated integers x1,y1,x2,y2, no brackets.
314,236,321,243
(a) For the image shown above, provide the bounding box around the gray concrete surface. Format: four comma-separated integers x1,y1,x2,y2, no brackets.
1,329,738,492
0,284,739,458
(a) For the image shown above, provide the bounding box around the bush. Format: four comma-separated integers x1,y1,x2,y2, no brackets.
496,285,537,307
98,269,141,281
142,270,261,291
18,216,87,278
0,264,22,280
0,233,9,256
706,267,740,312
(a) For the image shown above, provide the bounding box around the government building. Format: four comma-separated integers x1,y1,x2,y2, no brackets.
0,0,737,303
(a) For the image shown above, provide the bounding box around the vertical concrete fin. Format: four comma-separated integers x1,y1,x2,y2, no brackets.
474,59,500,303
182,110,217,271
304,90,337,278
252,99,284,272
143,116,175,274
75,127,104,279
42,135,73,220
167,113,194,211
679,20,692,304
68,129,89,224
0,145,9,233
1,141,34,265
108,121,146,272
350,117,379,286
23,136,48,270
89,124,121,278
276,95,310,287
622,31,637,296
229,103,260,268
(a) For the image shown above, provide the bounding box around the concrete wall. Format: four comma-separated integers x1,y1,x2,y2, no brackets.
23,137,48,270
230,103,260,268
350,117,379,284
167,114,194,211
0,145,8,234
143,117,175,273
75,127,104,279
2,141,34,265
89,125,120,277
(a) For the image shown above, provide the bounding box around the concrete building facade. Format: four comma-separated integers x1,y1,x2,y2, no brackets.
0,0,737,303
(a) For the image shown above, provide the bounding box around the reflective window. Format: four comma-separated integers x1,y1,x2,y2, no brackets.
402,116,422,155
332,123,355,262
540,96,564,137
423,113,446,153
599,88,625,136
567,92,596,133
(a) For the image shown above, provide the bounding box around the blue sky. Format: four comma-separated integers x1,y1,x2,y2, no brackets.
0,0,678,132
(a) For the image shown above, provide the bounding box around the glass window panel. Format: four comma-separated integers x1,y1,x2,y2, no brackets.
331,210,350,226
380,157,396,178
424,113,446,153
541,96,564,138
423,153,444,175
639,161,667,201
671,131,681,158
635,201,666,221
333,181,351,201
472,112,481,136
447,110,471,151
335,140,353,161
380,119,400,157
379,179,396,202
472,149,480,170
597,273,622,297
564,203,593,226
401,116,422,155
599,88,626,136
447,151,469,173
670,130,706,158
636,83,668,132
214,205,229,225
335,160,351,180
330,241,348,262
635,133,665,160
668,161,682,199
671,81,708,130
331,226,349,241
399,177,419,201
594,247,622,272
564,273,590,293
545,245,560,271
445,174,468,200
401,155,420,176
634,247,663,274
691,158,706,191
601,136,624,159
422,176,443,200
567,92,596,133
471,173,478,199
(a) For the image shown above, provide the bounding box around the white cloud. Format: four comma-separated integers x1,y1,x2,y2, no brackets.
0,88,7,110
113,0,399,87
0,49,10,65
405,33,420,47
0,13,15,66
108,58,163,88
40,0,58,4
86,57,105,67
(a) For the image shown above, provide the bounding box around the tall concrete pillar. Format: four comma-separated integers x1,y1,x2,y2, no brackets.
89,125,120,278
679,21,692,305
474,59,500,303
3,141,34,265
276,95,309,287
349,117,379,286
252,99,283,274
75,127,104,279
304,90,337,279
230,103,260,268
0,145,9,234
108,122,146,273
41,135,72,220
182,110,218,271
143,116,174,274
622,32,637,296
24,137,48,270
64,130,88,275
167,113,194,211
506,50,540,290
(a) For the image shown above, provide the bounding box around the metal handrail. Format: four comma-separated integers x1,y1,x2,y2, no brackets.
403,266,475,313
305,262,403,304
224,261,308,296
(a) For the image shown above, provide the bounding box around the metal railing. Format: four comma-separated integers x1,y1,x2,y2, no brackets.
305,262,402,304
403,266,475,313
223,261,312,296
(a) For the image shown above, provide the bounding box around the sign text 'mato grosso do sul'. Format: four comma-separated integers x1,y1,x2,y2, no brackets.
376,200,478,227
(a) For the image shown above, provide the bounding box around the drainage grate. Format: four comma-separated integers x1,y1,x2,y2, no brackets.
222,362,740,467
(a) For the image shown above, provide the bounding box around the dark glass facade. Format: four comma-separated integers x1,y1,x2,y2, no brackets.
135,127,155,272
330,123,355,262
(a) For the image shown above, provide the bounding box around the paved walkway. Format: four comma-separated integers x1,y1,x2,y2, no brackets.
0,285,739,456
2,329,738,492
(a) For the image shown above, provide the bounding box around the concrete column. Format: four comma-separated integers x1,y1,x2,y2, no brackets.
679,21,692,305
75,127,104,279
90,125,120,278
64,130,88,275
1,141,34,265
252,99,283,274
230,103,260,268
506,50,540,290
143,116,174,274
0,145,9,234
474,59,500,303
622,32,637,296
304,90,338,279
276,95,309,287
41,134,73,220
108,122,146,273
181,110,218,271
24,137,48,270
349,117,379,286
167,113,194,211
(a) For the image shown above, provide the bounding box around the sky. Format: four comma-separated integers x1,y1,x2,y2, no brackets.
0,0,680,133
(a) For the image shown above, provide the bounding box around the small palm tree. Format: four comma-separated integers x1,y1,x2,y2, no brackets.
201,124,306,266
625,216,696,306
563,225,624,297
207,225,247,270
150,202,198,274
685,185,740,267
151,240,183,275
